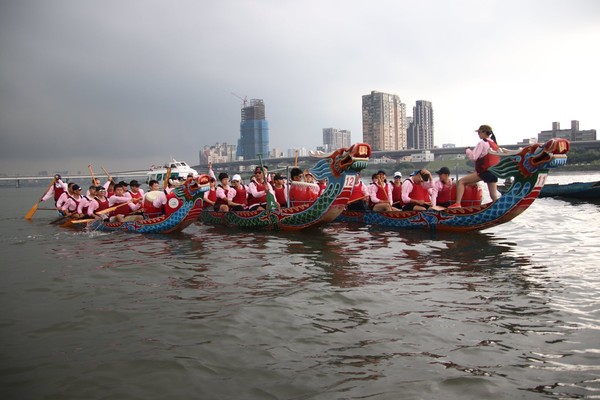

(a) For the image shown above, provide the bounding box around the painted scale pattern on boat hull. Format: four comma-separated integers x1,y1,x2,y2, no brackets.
336,139,570,232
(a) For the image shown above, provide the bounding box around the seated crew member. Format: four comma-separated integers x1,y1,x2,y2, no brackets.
304,172,320,201
56,182,75,214
108,183,142,222
289,168,311,207
228,174,247,211
391,171,404,208
41,174,68,205
87,186,110,219
263,165,271,184
401,169,434,211
347,172,369,211
127,180,145,213
203,178,217,210
247,166,274,210
215,172,232,212
60,184,84,218
368,172,398,212
86,178,102,196
150,178,178,213
143,179,164,218
76,185,97,218
272,174,288,207
431,167,455,208
105,180,116,198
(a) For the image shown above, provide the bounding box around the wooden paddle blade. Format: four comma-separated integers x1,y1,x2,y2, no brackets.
25,202,39,220
25,177,56,219
69,218,96,224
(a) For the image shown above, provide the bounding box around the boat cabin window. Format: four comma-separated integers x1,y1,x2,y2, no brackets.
170,163,177,169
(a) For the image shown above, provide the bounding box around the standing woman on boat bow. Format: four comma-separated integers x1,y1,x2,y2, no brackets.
449,124,500,208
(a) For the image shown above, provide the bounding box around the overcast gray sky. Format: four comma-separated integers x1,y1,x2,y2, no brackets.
1,0,599,175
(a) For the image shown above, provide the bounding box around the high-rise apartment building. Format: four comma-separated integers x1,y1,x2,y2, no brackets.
323,128,351,151
362,91,407,151
236,99,270,160
199,142,237,164
407,100,434,149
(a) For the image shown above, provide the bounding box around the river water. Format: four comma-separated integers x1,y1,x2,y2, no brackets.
1,172,599,400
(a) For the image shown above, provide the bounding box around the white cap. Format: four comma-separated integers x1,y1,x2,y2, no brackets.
231,174,242,182
393,171,402,178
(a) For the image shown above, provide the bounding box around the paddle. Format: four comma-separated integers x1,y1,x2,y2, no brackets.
96,199,133,216
378,176,391,203
258,154,278,211
69,218,96,224
348,195,369,204
88,164,97,185
25,178,56,220
60,218,96,228
101,165,112,182
163,166,172,190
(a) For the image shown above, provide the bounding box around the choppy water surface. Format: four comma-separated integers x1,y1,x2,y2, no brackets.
1,176,599,399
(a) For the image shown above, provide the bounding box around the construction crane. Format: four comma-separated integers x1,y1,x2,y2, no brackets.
230,92,248,108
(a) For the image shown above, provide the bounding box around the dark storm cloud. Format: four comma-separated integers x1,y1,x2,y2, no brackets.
1,0,599,175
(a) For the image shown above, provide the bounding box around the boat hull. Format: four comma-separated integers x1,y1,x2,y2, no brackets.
87,199,204,233
336,138,571,232
197,143,372,231
198,186,352,231
538,181,600,199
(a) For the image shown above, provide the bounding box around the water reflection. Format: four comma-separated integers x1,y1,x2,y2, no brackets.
30,217,598,399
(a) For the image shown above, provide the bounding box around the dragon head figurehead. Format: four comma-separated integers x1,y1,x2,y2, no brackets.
489,138,570,180
172,174,211,201
308,143,371,182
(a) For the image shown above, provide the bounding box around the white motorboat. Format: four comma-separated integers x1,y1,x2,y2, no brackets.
147,160,198,185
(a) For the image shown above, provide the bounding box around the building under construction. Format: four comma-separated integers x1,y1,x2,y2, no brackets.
236,99,270,161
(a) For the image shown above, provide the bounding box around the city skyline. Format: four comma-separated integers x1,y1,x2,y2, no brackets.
1,1,599,175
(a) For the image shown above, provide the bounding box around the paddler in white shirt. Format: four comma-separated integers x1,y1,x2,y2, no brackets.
108,183,142,222
41,174,68,205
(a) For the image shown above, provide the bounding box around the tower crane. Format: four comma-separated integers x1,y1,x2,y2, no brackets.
230,92,248,108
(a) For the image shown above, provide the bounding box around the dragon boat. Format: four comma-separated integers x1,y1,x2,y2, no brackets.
68,175,211,234
336,138,570,232
198,143,372,230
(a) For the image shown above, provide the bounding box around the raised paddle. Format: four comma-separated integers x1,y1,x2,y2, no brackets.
258,154,278,211
25,178,56,220
88,164,97,185
101,165,112,182
163,166,172,190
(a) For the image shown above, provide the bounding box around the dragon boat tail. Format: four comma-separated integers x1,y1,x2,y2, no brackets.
336,138,570,232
